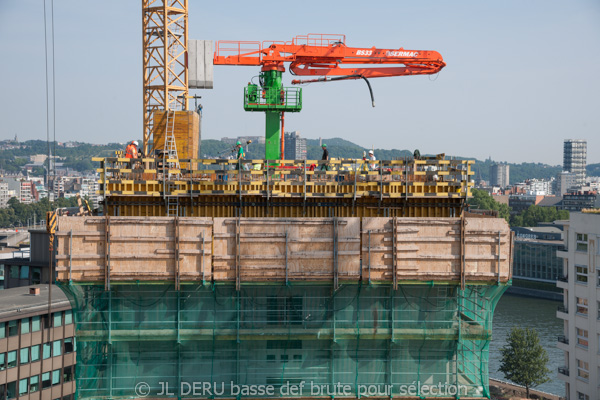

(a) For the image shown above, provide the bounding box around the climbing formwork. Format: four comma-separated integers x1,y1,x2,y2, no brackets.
54,157,511,400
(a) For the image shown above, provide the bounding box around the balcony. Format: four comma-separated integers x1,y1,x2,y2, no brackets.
558,275,568,283
557,246,569,258
557,305,568,319
557,305,567,313
558,335,569,344
558,366,569,376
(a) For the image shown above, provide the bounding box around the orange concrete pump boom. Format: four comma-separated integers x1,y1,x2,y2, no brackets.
214,33,446,82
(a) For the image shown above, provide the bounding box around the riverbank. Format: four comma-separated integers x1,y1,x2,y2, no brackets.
506,278,562,301
490,378,564,400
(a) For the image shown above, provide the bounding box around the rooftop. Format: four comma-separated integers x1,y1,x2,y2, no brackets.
0,285,70,321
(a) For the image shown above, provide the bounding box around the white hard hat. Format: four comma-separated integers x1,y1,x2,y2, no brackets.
368,150,373,154
133,141,139,146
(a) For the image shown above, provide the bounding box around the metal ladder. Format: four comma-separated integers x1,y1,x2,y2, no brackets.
165,193,179,217
163,110,181,216
163,110,181,180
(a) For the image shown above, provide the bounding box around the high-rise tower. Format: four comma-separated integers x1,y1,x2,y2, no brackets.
563,139,587,188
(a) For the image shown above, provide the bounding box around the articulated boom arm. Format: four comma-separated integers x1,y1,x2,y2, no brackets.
214,34,446,83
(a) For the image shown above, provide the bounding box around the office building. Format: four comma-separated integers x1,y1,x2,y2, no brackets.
512,226,563,282
284,131,307,160
1,230,52,290
0,285,76,400
557,172,578,196
563,140,587,188
489,163,510,188
560,192,600,212
556,211,600,399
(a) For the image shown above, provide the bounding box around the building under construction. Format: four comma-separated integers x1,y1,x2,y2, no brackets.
45,4,512,399
51,149,513,400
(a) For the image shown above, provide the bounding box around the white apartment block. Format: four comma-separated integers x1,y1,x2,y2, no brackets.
0,182,9,208
557,211,600,400
81,177,100,209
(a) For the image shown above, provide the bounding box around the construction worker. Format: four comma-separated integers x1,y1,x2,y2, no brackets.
125,141,138,159
236,140,245,170
368,149,377,171
320,144,329,171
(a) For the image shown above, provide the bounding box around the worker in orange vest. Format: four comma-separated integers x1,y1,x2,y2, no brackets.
125,141,138,159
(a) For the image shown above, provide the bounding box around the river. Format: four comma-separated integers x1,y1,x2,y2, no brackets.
489,293,564,396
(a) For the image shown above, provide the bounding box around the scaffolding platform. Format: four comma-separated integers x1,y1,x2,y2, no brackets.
94,157,474,217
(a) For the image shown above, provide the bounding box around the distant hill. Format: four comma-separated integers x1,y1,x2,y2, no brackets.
4,139,596,185
587,163,600,177
0,140,123,173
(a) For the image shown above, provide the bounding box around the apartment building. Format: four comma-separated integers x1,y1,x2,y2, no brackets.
489,163,510,188
563,139,587,188
0,285,75,400
556,211,600,399
283,131,307,160
0,183,9,208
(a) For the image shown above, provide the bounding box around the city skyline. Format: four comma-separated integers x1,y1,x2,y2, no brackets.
1,1,599,165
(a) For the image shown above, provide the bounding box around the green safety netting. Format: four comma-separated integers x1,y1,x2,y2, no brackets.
58,283,508,399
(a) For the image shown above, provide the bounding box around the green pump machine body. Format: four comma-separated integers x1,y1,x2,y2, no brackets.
244,68,302,159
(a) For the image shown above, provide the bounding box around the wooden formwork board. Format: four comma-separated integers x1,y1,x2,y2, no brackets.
55,216,213,282
55,216,511,285
361,217,511,283
212,218,361,283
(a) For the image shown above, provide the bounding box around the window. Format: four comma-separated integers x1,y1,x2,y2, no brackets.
51,369,60,385
9,266,19,279
29,375,39,393
64,310,73,325
64,337,74,354
42,372,51,389
597,268,600,287
576,328,588,347
21,318,30,334
19,348,29,364
0,353,5,370
6,381,16,400
31,345,40,362
31,316,41,331
0,322,5,338
63,395,74,400
18,378,28,396
63,365,74,382
53,312,62,327
576,233,588,251
32,268,41,284
19,266,29,280
577,359,589,380
576,265,588,284
7,351,17,368
576,297,588,315
43,343,51,359
53,340,61,357
8,320,18,336
577,391,590,400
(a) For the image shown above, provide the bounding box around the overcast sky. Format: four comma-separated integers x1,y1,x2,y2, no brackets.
0,0,598,164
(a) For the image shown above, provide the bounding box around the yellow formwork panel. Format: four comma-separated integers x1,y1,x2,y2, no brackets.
104,195,462,218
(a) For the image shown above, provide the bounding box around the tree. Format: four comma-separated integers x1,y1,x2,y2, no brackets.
467,188,510,223
499,327,550,398
510,205,569,227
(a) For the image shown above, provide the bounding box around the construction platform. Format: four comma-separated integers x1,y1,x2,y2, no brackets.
94,157,473,217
